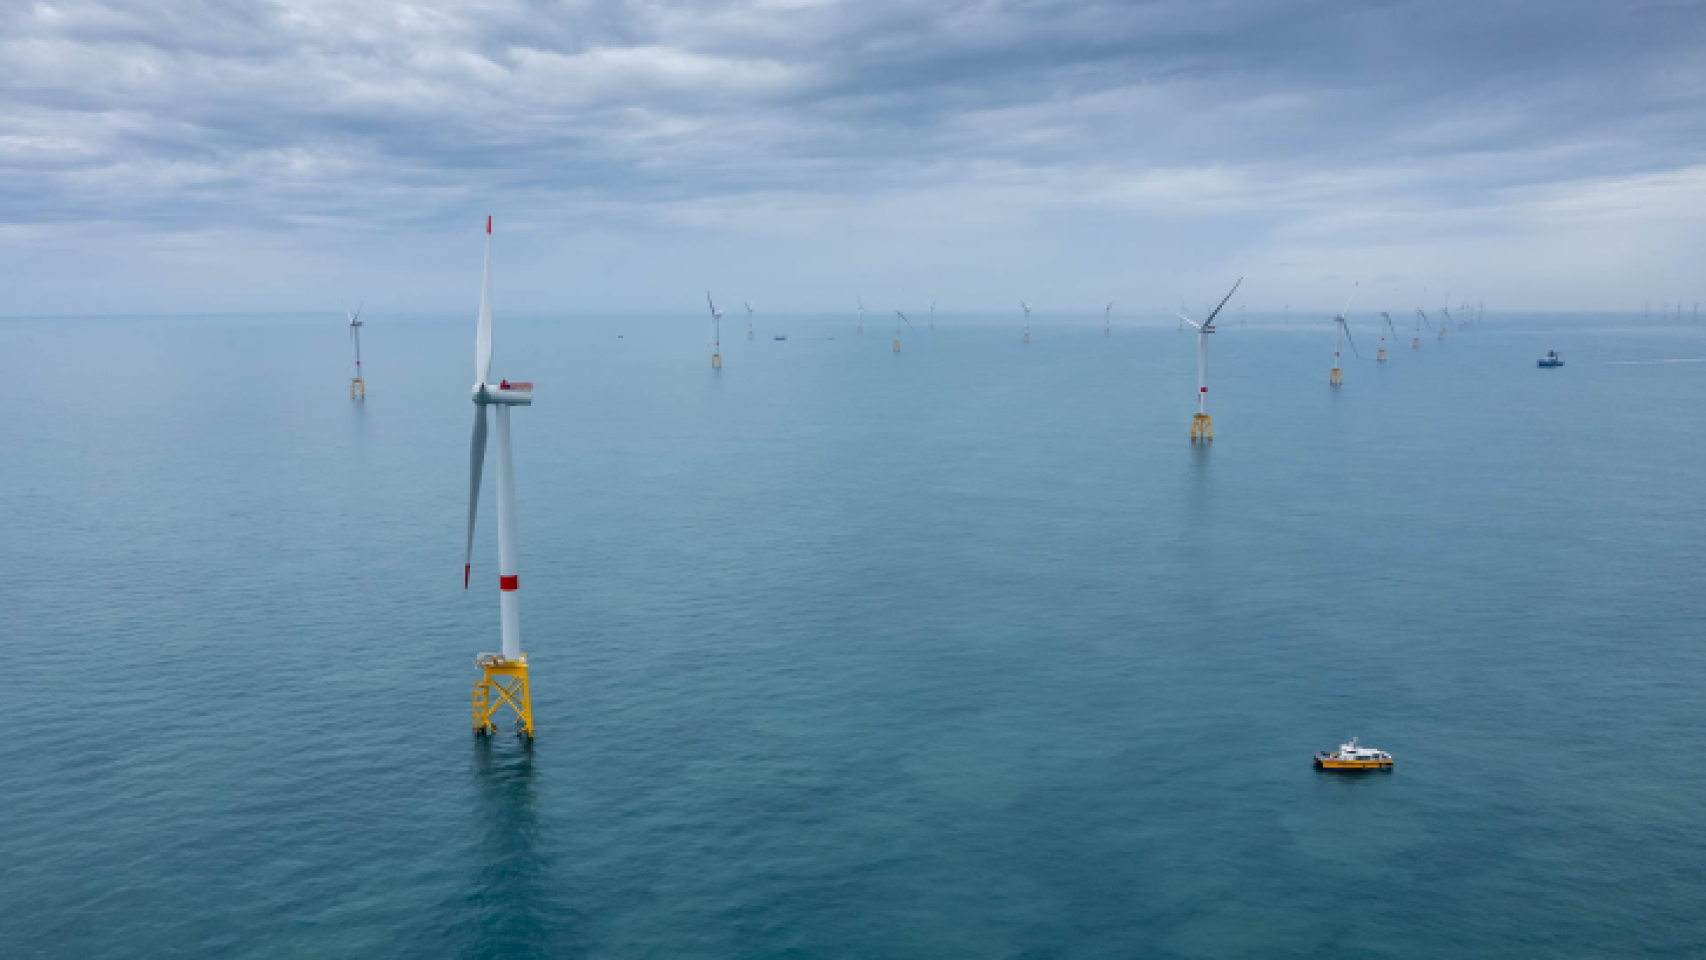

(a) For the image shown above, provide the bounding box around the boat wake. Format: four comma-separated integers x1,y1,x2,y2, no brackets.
1606,358,1706,365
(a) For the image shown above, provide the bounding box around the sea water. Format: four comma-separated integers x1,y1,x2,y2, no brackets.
2,312,1703,958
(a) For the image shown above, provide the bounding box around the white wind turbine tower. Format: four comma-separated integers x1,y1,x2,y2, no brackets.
744,300,755,340
1020,300,1032,342
1178,278,1241,442
706,293,723,368
463,216,536,739
1329,290,1359,386
347,304,365,399
892,309,913,352
929,300,936,330
1104,301,1113,337
857,296,865,335
1378,311,1397,361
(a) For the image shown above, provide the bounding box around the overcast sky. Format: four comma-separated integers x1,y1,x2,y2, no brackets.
2,0,1703,316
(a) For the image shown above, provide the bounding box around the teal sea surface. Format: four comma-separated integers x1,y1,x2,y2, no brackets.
2,311,1703,958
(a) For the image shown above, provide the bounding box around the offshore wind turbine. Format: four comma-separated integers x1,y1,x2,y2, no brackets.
1438,293,1451,341
347,304,365,399
892,309,912,352
464,216,536,739
1178,278,1241,442
857,296,865,335
1020,300,1032,342
929,300,936,330
1378,311,1397,361
1329,291,1359,386
1413,307,1431,348
744,300,755,340
1104,301,1113,337
706,293,724,368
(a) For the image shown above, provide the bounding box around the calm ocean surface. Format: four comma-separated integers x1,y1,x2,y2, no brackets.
2,310,1703,958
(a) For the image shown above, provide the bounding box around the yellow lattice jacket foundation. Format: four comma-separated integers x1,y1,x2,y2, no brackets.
473,654,533,738
1191,413,1213,442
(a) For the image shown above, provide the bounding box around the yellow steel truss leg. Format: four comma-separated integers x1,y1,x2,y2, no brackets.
472,656,533,738
350,377,364,399
1330,367,1343,386
1191,413,1213,442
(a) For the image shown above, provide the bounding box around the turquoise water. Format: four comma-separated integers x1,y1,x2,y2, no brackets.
2,312,1704,958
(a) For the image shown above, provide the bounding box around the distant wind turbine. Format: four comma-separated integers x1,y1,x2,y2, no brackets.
706,292,723,368
744,300,755,339
1020,300,1032,342
1104,301,1113,337
1178,277,1242,442
856,296,864,335
893,309,912,352
1329,288,1358,385
347,303,365,400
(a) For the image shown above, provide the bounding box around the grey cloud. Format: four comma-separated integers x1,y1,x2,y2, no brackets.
1,0,1703,312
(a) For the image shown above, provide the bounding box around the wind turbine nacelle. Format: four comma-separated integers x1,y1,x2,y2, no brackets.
472,381,534,406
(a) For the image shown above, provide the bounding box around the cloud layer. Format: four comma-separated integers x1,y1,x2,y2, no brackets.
3,0,1704,314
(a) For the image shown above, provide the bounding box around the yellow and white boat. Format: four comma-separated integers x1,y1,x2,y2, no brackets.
1314,738,1393,771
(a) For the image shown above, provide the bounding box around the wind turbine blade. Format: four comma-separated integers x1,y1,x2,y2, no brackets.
464,405,489,588
1203,277,1243,325
1342,321,1360,357
476,217,493,383
1176,312,1201,330
894,310,912,325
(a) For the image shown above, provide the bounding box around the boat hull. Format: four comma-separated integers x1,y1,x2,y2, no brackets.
1315,757,1393,770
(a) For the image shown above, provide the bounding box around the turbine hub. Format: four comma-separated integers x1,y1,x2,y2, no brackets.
472,380,535,406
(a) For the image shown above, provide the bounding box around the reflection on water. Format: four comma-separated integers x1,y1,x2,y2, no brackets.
460,738,556,959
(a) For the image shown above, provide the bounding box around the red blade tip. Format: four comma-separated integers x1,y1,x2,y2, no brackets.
464,564,470,589
486,216,491,234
